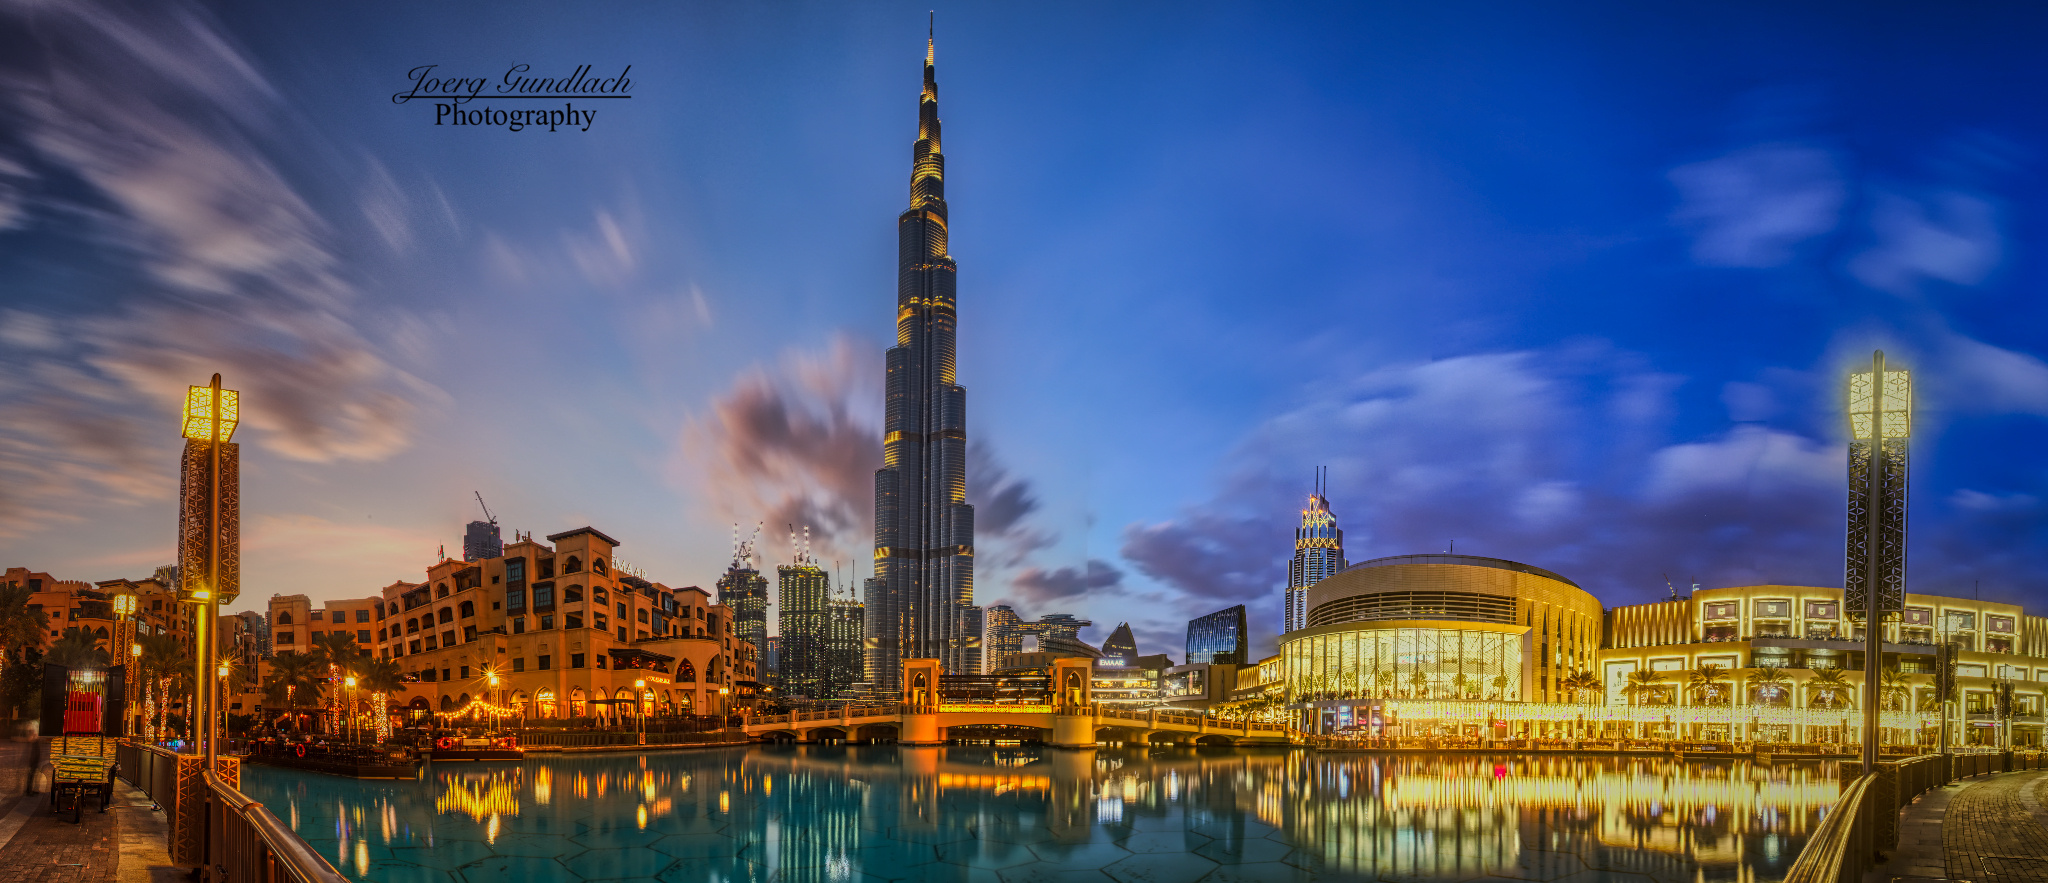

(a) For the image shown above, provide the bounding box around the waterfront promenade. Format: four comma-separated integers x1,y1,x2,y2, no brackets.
1874,767,2048,883
0,741,177,883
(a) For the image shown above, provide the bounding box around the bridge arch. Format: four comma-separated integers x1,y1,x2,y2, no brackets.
804,726,849,743
854,723,899,743
756,729,799,742
1195,734,1237,747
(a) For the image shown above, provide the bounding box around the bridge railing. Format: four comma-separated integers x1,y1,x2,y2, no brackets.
1786,751,2043,883
118,743,349,883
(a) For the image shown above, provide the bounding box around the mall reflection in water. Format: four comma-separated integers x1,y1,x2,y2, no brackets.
241,746,1840,883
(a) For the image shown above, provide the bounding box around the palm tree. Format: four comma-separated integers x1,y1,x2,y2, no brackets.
135,634,185,741
1688,664,1730,706
309,633,362,733
46,627,110,668
1748,666,1790,707
1879,663,1911,712
1623,670,1664,740
1491,673,1512,701
355,658,407,742
1806,668,1852,709
1561,670,1602,704
0,584,48,676
264,652,326,733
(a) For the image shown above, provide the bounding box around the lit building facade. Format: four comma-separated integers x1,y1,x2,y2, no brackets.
1186,605,1248,665
715,543,769,664
867,34,980,689
776,557,831,699
1283,480,1346,635
266,526,759,722
1281,554,1603,735
984,606,1094,672
827,597,865,699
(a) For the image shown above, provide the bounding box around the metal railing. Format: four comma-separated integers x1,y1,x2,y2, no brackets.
117,743,348,883
1786,750,2045,883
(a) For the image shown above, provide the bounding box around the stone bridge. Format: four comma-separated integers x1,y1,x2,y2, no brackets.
744,657,1291,748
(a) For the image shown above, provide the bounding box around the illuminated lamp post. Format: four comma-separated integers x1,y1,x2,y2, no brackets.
216,661,231,741
1846,352,1910,769
635,678,647,744
344,675,358,743
177,373,241,767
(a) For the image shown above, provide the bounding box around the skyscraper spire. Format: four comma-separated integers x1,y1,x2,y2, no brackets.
1283,473,1347,635
869,28,979,688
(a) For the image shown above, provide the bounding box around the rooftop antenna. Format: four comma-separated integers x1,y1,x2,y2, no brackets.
473,492,496,525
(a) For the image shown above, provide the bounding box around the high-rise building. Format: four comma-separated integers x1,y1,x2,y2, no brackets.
1186,605,1248,665
717,533,769,660
777,542,831,699
1100,623,1139,667
983,606,1096,671
867,33,979,690
462,519,502,562
1284,468,1347,635
827,595,865,699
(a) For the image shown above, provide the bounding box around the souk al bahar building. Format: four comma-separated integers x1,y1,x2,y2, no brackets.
1270,553,2048,748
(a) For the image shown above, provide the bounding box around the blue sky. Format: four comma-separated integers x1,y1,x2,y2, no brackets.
2,1,2045,660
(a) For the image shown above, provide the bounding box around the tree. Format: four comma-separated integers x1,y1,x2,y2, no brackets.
1748,666,1790,707
1807,668,1852,709
1407,670,1429,699
1491,673,1512,701
1450,672,1472,700
1561,670,1602,705
1687,664,1730,706
136,634,188,741
46,627,110,668
355,657,407,742
264,652,326,733
0,584,48,675
1623,670,1665,706
309,633,362,733
1879,663,1910,712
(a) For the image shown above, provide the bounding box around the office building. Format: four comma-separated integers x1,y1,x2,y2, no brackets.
1284,470,1346,635
776,542,831,699
462,519,503,562
827,596,865,700
1100,623,1138,667
716,537,770,662
867,34,980,689
984,605,1095,671
1187,605,1248,665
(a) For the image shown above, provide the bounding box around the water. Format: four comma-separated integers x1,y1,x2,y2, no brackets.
237,745,1842,883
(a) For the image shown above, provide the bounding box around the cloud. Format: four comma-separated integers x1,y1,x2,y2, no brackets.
0,0,429,535
1009,559,1124,604
1669,145,1845,268
1848,190,2001,294
680,334,1054,577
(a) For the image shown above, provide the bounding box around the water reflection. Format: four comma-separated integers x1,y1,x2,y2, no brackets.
240,746,1838,883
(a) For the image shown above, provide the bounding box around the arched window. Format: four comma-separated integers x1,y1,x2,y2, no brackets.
593,587,607,604
569,687,586,718
406,618,419,634
459,600,475,618
458,693,470,706
437,583,449,598
440,695,454,711
94,627,109,640
510,691,528,715
677,660,697,682
438,607,454,624
615,687,636,715
564,585,584,603
593,558,608,575
536,689,557,718
277,612,293,625
564,556,582,573
676,692,693,714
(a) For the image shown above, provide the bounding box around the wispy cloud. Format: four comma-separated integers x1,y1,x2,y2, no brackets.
1670,144,1845,268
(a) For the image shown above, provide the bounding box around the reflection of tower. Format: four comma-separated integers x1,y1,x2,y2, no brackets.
1284,468,1346,635
717,525,770,657
777,527,831,698
868,30,978,689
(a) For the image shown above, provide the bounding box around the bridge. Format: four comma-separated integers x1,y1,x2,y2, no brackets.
741,658,1293,748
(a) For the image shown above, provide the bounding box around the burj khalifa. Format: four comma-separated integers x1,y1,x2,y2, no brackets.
865,32,980,690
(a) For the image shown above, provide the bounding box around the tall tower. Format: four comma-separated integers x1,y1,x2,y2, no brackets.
716,526,770,658
777,527,831,699
1284,467,1346,634
868,28,978,690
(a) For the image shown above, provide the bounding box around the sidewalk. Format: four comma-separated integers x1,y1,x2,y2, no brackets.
0,741,181,883
1873,767,2048,883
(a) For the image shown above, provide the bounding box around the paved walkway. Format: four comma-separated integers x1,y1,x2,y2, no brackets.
1875,768,2048,883
0,741,181,883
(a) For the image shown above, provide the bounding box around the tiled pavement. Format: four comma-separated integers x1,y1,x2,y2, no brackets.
0,739,180,883
1875,768,2048,883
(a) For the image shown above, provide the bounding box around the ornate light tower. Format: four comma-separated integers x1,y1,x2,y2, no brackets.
178,374,241,764
1845,351,1909,769
111,591,139,735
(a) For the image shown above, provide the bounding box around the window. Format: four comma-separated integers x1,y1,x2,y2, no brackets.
442,630,456,646
540,615,555,630
423,636,436,651
423,668,436,682
437,583,449,598
277,631,294,645
636,630,648,641
409,640,421,654
507,586,526,612
407,618,420,634
375,603,385,620
593,559,608,575
1946,611,1976,630
1988,615,2015,633
460,665,471,679
532,582,554,610
463,626,477,643
311,610,324,621
596,655,607,669
617,602,628,619
566,613,585,629
512,617,526,635
356,609,370,623
438,607,454,624
696,607,705,620
442,668,452,682
538,558,554,579
570,653,586,669
459,600,475,618
512,658,525,672
637,609,649,624
538,655,552,670
1805,601,1838,620
1903,607,1932,625
506,557,526,583
594,587,608,604
1703,601,1738,620
594,613,608,631
357,630,371,644
564,585,584,604
618,626,629,642
565,556,582,573
492,575,500,584
378,628,387,642
678,660,696,682
1753,600,1789,618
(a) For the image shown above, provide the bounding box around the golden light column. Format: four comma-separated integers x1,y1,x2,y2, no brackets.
178,373,241,764
1846,350,1909,769
111,591,139,735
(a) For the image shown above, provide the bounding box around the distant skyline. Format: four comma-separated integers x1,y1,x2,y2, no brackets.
3,2,2047,661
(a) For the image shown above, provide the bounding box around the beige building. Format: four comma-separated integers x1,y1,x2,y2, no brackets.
266,526,760,725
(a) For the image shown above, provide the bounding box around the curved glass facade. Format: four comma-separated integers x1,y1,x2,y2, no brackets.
1282,626,1523,704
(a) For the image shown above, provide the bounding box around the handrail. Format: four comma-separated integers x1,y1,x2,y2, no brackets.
1783,773,1874,883
203,770,351,883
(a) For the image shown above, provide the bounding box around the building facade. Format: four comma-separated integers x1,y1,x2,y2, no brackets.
1284,481,1346,635
984,605,1094,672
715,542,769,662
777,557,830,699
827,597,865,699
1187,605,1248,665
265,526,758,722
866,35,980,689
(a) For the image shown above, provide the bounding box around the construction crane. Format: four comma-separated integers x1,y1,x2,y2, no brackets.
475,491,496,525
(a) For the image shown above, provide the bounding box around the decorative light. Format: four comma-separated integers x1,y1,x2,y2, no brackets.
1848,365,1911,440
181,383,240,441
131,644,143,658
345,675,357,688
217,662,230,678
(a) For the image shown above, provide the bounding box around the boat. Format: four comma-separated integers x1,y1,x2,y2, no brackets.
242,739,423,779
427,731,525,761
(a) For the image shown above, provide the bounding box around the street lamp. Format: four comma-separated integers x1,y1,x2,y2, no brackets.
635,678,647,743
345,675,358,743
1846,352,1910,768
177,373,241,766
